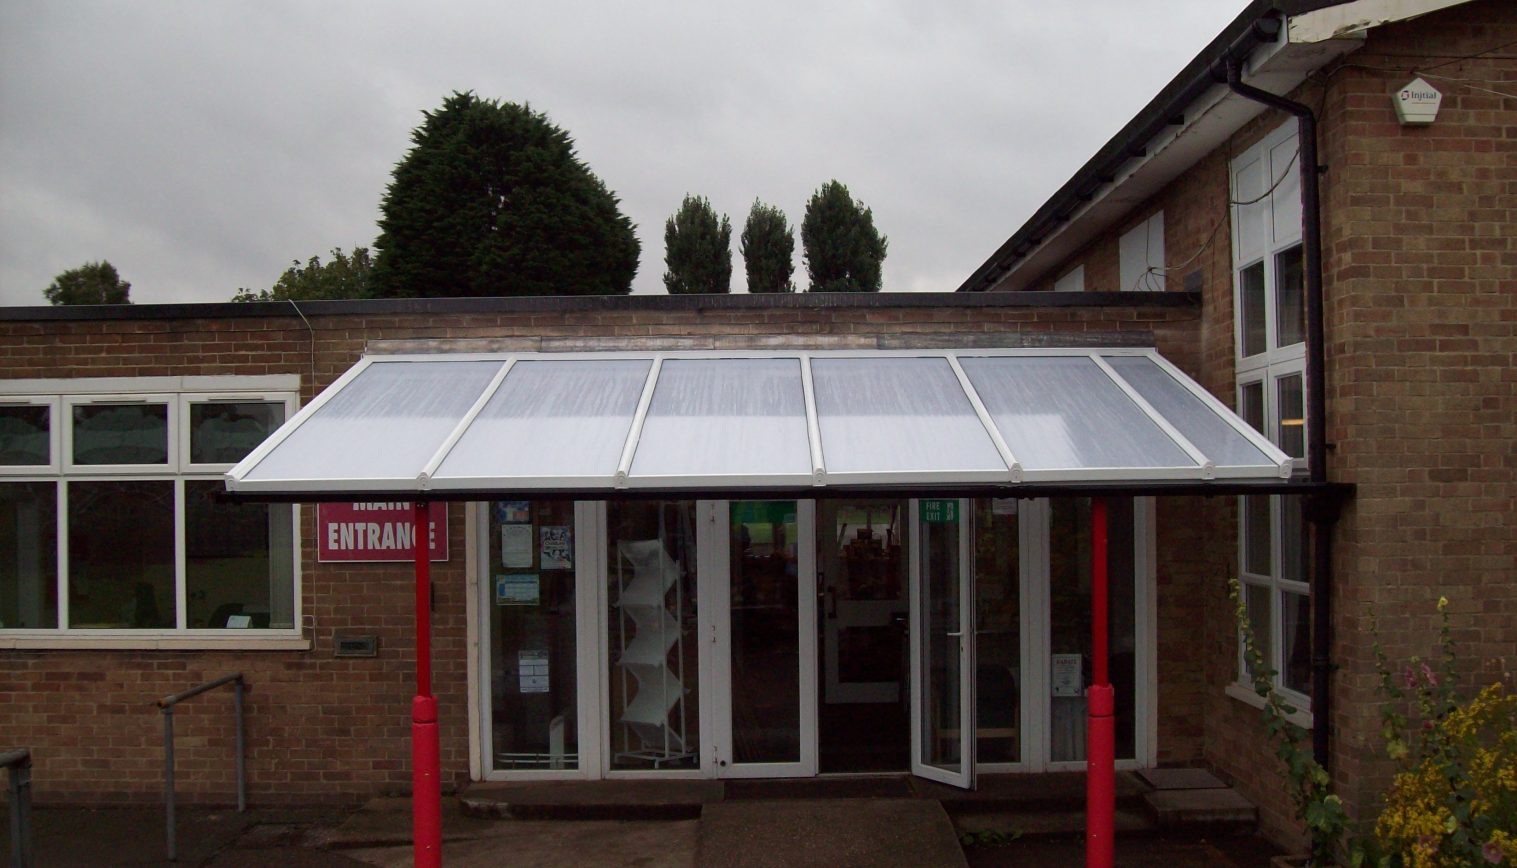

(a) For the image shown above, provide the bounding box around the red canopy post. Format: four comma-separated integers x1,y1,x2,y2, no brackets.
413,501,442,867
1086,496,1115,867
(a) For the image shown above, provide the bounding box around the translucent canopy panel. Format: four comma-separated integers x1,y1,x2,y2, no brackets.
431,359,652,485
242,359,501,485
630,358,812,481
1103,355,1277,469
959,355,1194,471
811,357,1005,478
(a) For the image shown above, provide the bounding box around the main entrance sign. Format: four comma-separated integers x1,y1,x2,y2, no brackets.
318,501,449,562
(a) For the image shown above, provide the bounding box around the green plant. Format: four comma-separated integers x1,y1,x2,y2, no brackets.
1365,598,1516,867
1229,577,1349,865
958,828,1022,849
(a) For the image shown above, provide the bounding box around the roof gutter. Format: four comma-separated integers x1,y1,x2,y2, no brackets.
957,7,1292,294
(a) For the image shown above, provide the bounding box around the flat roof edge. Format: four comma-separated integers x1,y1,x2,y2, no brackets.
0,291,1199,323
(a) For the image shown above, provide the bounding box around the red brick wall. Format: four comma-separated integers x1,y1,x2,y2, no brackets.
1,296,1209,804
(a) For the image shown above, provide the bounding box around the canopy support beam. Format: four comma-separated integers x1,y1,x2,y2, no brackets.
1086,496,1115,868
412,501,442,867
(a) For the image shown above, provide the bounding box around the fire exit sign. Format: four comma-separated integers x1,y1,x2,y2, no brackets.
919,499,959,523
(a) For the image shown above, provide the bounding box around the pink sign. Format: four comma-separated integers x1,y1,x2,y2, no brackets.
317,502,449,563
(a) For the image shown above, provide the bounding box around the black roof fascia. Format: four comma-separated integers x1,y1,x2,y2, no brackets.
1,290,1197,323
956,0,1351,294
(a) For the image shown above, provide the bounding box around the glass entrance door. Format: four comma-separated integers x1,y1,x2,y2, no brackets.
710,500,817,777
911,498,975,788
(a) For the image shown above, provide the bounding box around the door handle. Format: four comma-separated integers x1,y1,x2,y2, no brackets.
946,631,964,638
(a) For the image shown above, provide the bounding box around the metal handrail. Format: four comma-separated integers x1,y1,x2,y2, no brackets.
156,674,246,862
3,748,31,868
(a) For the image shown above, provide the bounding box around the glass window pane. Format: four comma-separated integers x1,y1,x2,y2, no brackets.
730,501,801,764
189,402,285,465
1,482,57,629
0,405,50,466
1049,498,1137,762
974,499,1020,764
1275,246,1305,347
632,359,810,479
1239,262,1267,357
607,500,698,770
185,481,294,629
1105,356,1275,468
1280,496,1307,584
919,502,962,772
68,481,174,628
961,356,1193,470
1281,591,1312,694
435,360,650,483
1240,382,1265,435
490,500,578,770
1243,495,1271,577
811,358,1004,476
1277,374,1305,459
1243,582,1273,680
73,403,169,465
244,360,501,484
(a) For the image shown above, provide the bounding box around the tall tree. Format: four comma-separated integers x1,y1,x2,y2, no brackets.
740,200,795,294
370,92,640,298
232,247,373,302
801,181,888,293
662,195,732,294
43,261,131,305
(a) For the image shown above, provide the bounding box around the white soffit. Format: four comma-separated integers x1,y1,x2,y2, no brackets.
1289,0,1473,43
225,348,1292,496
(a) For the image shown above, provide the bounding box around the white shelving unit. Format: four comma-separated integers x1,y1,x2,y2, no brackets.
613,538,692,766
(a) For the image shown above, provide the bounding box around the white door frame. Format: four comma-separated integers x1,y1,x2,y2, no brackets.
707,499,818,778
909,498,976,789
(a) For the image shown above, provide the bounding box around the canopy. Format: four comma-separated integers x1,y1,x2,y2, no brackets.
226,348,1292,496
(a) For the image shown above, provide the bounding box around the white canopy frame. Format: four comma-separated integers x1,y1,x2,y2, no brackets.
226,347,1292,495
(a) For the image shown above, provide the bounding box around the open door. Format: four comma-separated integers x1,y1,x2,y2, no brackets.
910,498,975,788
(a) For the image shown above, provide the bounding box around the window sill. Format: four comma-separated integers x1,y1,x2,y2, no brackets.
0,634,312,652
1226,681,1313,729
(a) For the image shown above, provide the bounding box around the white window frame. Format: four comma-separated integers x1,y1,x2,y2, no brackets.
1119,211,1165,292
1230,119,1311,715
0,376,305,650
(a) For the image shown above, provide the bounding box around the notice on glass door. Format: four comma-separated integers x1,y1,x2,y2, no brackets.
1051,653,1083,697
518,650,549,694
501,524,533,568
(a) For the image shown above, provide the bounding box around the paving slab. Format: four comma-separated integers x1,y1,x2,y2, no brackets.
697,798,966,868
461,779,721,820
1138,768,1228,790
342,819,699,868
1144,788,1258,828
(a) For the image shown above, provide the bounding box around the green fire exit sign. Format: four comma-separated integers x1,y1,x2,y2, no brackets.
919,499,959,523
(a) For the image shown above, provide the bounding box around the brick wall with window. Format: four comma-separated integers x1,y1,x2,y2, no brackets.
1,295,1216,803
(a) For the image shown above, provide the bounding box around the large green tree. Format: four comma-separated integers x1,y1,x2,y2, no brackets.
232,247,373,302
801,181,887,293
370,92,639,298
740,200,795,294
43,261,131,305
663,195,731,294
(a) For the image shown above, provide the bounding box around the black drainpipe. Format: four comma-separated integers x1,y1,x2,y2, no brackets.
1224,52,1334,769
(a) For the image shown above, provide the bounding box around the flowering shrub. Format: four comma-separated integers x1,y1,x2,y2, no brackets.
1367,598,1516,867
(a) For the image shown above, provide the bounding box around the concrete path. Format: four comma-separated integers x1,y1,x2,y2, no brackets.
697,799,967,868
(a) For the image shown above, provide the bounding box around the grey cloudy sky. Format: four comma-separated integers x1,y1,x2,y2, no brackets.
0,1,1240,306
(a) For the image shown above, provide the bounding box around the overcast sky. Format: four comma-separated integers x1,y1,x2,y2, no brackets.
0,1,1241,306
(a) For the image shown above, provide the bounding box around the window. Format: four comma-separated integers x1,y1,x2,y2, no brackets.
1053,265,1084,293
0,378,298,636
1118,212,1165,292
1231,120,1309,706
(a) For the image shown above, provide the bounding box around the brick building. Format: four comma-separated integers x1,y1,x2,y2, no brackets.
958,0,1516,847
1,0,1513,855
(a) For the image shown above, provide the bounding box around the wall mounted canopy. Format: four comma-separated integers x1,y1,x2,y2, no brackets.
226,348,1293,496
